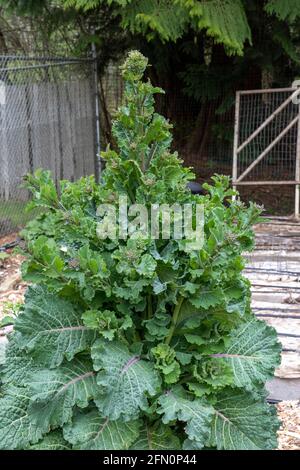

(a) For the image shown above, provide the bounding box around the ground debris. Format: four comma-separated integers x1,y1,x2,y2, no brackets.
277,401,300,450
0,246,26,319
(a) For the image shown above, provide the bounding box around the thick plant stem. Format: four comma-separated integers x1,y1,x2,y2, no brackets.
165,295,184,345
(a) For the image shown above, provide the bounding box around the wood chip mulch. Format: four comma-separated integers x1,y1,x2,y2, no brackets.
277,401,300,450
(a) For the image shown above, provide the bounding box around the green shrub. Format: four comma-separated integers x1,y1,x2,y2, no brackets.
0,51,281,450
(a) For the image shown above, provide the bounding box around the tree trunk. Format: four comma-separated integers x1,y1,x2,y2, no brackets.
99,77,116,149
184,101,214,160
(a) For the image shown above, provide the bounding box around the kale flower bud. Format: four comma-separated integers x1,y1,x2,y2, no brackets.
120,50,148,81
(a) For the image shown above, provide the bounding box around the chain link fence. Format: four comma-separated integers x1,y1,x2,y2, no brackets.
0,55,98,237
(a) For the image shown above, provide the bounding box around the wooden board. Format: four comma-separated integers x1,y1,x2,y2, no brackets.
246,221,300,378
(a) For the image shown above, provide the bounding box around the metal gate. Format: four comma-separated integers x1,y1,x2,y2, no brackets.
232,87,300,217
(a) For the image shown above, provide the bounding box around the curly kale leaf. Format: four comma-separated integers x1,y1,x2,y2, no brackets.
207,388,280,450
151,343,181,384
28,357,99,431
92,339,161,421
0,386,43,450
209,319,281,391
14,285,96,368
64,408,140,450
157,385,214,449
130,423,180,450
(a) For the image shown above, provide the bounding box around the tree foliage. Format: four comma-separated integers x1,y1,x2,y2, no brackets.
52,1,300,159
0,51,281,450
0,0,128,66
63,0,300,56
2,1,300,161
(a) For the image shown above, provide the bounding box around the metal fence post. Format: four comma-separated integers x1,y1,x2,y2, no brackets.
91,40,101,183
295,102,300,219
232,91,240,199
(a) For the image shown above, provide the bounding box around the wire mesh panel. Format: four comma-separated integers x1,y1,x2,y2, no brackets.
233,88,300,216
236,90,299,182
0,56,97,236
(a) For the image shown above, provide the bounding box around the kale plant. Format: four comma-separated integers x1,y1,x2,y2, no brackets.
0,51,281,450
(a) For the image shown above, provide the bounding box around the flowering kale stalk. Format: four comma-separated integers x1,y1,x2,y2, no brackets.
0,51,281,450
